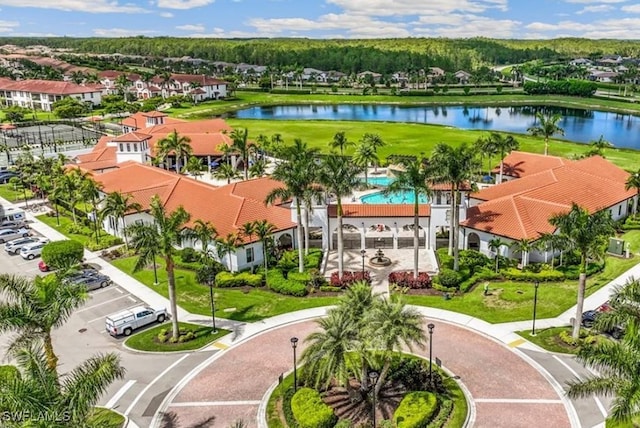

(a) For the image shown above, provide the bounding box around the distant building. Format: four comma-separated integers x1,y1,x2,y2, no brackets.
0,78,102,111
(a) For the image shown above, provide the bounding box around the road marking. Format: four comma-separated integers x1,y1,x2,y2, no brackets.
92,287,119,296
127,295,137,303
508,338,526,347
169,400,261,407
105,380,137,409
75,295,131,314
553,355,608,418
115,287,124,294
474,398,563,404
211,342,228,350
124,354,190,416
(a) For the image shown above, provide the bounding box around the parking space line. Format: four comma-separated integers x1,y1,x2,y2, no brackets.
127,295,137,303
115,287,124,294
91,286,121,296
75,295,132,314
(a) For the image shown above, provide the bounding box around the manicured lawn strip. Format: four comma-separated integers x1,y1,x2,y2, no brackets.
266,371,293,428
124,322,229,352
444,375,468,428
401,255,638,324
110,256,337,322
606,416,640,427
516,327,579,355
0,184,33,202
36,213,99,247
87,407,125,428
620,230,640,254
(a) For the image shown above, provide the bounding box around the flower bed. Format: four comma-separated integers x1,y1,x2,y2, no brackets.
388,271,432,289
330,271,372,288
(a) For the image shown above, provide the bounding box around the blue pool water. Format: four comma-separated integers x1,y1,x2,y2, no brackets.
362,176,394,186
361,191,429,204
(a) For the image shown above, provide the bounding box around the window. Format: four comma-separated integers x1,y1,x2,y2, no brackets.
619,205,622,216
126,143,131,152
133,144,137,152
135,219,143,225
246,247,254,263
119,144,123,152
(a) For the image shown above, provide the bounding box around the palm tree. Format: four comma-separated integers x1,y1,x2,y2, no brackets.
537,232,566,268
99,191,142,250
217,143,234,166
384,158,431,276
265,139,319,273
115,74,131,102
0,344,125,427
360,133,385,173
57,172,81,225
549,203,615,339
329,131,353,155
527,112,565,156
488,132,519,183
488,237,506,273
567,278,640,423
126,195,192,340
253,219,276,273
249,159,267,178
157,130,193,173
213,163,240,184
509,238,537,268
352,141,377,185
216,233,240,271
588,135,613,157
183,156,203,180
80,176,103,245
317,154,361,279
430,143,480,271
0,274,88,373
192,219,218,257
229,128,253,180
625,169,640,215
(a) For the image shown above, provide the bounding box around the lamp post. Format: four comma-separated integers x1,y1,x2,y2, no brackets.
532,280,540,336
360,249,366,274
291,337,299,392
428,323,435,384
369,371,379,427
208,273,217,334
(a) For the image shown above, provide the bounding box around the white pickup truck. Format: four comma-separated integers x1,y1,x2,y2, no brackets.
105,306,168,337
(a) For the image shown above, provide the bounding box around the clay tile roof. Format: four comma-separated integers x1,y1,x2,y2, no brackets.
329,204,431,218
142,111,167,118
0,79,101,95
112,131,152,142
190,88,206,94
493,151,568,178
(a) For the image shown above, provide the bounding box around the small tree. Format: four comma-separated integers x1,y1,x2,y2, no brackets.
41,240,84,270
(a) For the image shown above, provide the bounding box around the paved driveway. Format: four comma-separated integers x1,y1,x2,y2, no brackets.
158,319,572,428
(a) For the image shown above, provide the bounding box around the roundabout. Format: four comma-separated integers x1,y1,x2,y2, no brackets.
152,312,574,428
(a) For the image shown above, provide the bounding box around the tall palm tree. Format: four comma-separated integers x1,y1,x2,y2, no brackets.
509,238,537,268
488,132,519,183
360,133,385,173
192,219,218,257
625,169,640,215
537,232,567,268
229,128,253,180
488,237,506,273
79,176,103,245
0,274,88,373
212,162,240,184
182,156,203,180
0,344,125,427
126,195,192,340
384,158,431,276
216,233,240,271
329,131,353,155
430,143,480,271
249,159,267,178
352,141,377,185
99,191,142,250
527,112,565,156
57,172,81,225
549,203,615,339
318,154,361,279
300,184,324,256
157,130,192,174
265,139,319,273
253,219,276,273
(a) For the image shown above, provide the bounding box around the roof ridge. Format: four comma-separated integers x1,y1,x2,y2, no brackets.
232,198,248,228
509,197,529,239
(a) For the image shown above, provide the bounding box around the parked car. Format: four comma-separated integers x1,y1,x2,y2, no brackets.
105,306,168,337
0,170,18,183
38,261,95,273
0,228,30,243
65,272,112,291
20,241,47,260
38,260,49,272
0,219,28,230
4,236,48,255
581,304,625,339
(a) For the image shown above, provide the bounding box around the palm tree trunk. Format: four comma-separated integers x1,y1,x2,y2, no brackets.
544,137,549,156
499,160,504,183
364,167,369,185
373,358,392,398
304,206,310,256
166,258,180,340
71,206,77,225
413,196,419,277
120,216,129,250
295,201,304,273
573,258,587,339
448,186,455,256
453,189,461,271
494,254,499,273
337,202,344,279
44,333,59,373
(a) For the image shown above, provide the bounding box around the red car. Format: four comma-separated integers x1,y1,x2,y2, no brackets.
38,260,50,272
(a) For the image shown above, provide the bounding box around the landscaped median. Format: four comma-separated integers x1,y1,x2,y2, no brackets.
124,322,229,352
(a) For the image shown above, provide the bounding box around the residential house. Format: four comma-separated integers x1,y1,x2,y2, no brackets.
589,70,619,83
0,78,102,111
454,70,472,84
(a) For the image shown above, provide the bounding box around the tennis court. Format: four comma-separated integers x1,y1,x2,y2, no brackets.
0,122,104,148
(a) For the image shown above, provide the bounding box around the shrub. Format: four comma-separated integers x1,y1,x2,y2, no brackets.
288,271,312,283
180,247,199,263
388,357,444,393
157,332,168,343
426,399,454,428
215,271,263,288
436,248,454,269
41,240,84,269
267,270,308,296
291,387,337,428
0,365,20,383
195,261,226,285
502,268,565,282
436,269,461,289
330,271,371,288
276,249,323,271
459,250,491,275
558,330,579,346
319,286,343,293
388,271,432,289
394,391,438,428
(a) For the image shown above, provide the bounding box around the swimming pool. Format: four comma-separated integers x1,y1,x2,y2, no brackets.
362,176,394,186
360,191,429,204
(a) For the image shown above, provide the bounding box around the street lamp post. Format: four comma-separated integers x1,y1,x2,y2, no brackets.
369,371,379,427
532,280,540,336
360,249,366,274
208,274,217,334
428,323,435,384
291,337,299,392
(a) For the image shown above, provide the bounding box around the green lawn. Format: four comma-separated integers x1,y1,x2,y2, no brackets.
125,322,229,352
36,213,118,250
607,416,640,427
401,255,638,324
620,230,640,254
87,407,125,428
0,183,33,202
516,327,580,354
111,256,338,322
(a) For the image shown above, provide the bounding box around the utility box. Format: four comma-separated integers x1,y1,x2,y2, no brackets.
608,238,625,256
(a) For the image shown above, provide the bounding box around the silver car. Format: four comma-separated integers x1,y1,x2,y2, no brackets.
4,237,48,255
0,228,30,243
66,273,112,291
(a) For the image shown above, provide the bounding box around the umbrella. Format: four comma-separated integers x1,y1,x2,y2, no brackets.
482,175,494,183
209,161,220,167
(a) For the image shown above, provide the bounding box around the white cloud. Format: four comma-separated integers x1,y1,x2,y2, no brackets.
159,11,174,17
414,14,521,38
93,28,158,37
326,0,508,16
156,0,214,9
576,4,614,13
176,23,205,32
0,20,18,32
564,0,627,3
0,0,147,13
621,4,640,12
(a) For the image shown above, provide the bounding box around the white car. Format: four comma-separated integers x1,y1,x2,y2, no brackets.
4,236,48,255
0,228,30,244
20,241,47,260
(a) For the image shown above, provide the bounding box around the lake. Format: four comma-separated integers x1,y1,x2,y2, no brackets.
232,104,640,149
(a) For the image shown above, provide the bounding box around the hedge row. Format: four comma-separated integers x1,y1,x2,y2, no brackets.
394,391,439,428
291,387,337,428
41,240,84,269
523,80,597,97
388,271,432,289
266,270,308,296
277,249,323,271
215,271,263,288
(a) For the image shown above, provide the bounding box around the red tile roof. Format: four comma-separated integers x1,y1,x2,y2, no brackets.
112,131,152,142
0,79,101,95
329,204,431,218
463,154,635,240
142,111,167,118
492,151,568,178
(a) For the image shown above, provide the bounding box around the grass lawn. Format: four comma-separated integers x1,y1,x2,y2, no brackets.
36,213,116,249
87,407,125,428
516,327,580,354
607,416,640,427
401,255,639,324
0,183,33,203
620,230,640,254
111,256,338,322
124,322,229,352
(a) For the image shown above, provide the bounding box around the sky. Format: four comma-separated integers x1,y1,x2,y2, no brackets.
1,0,640,39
